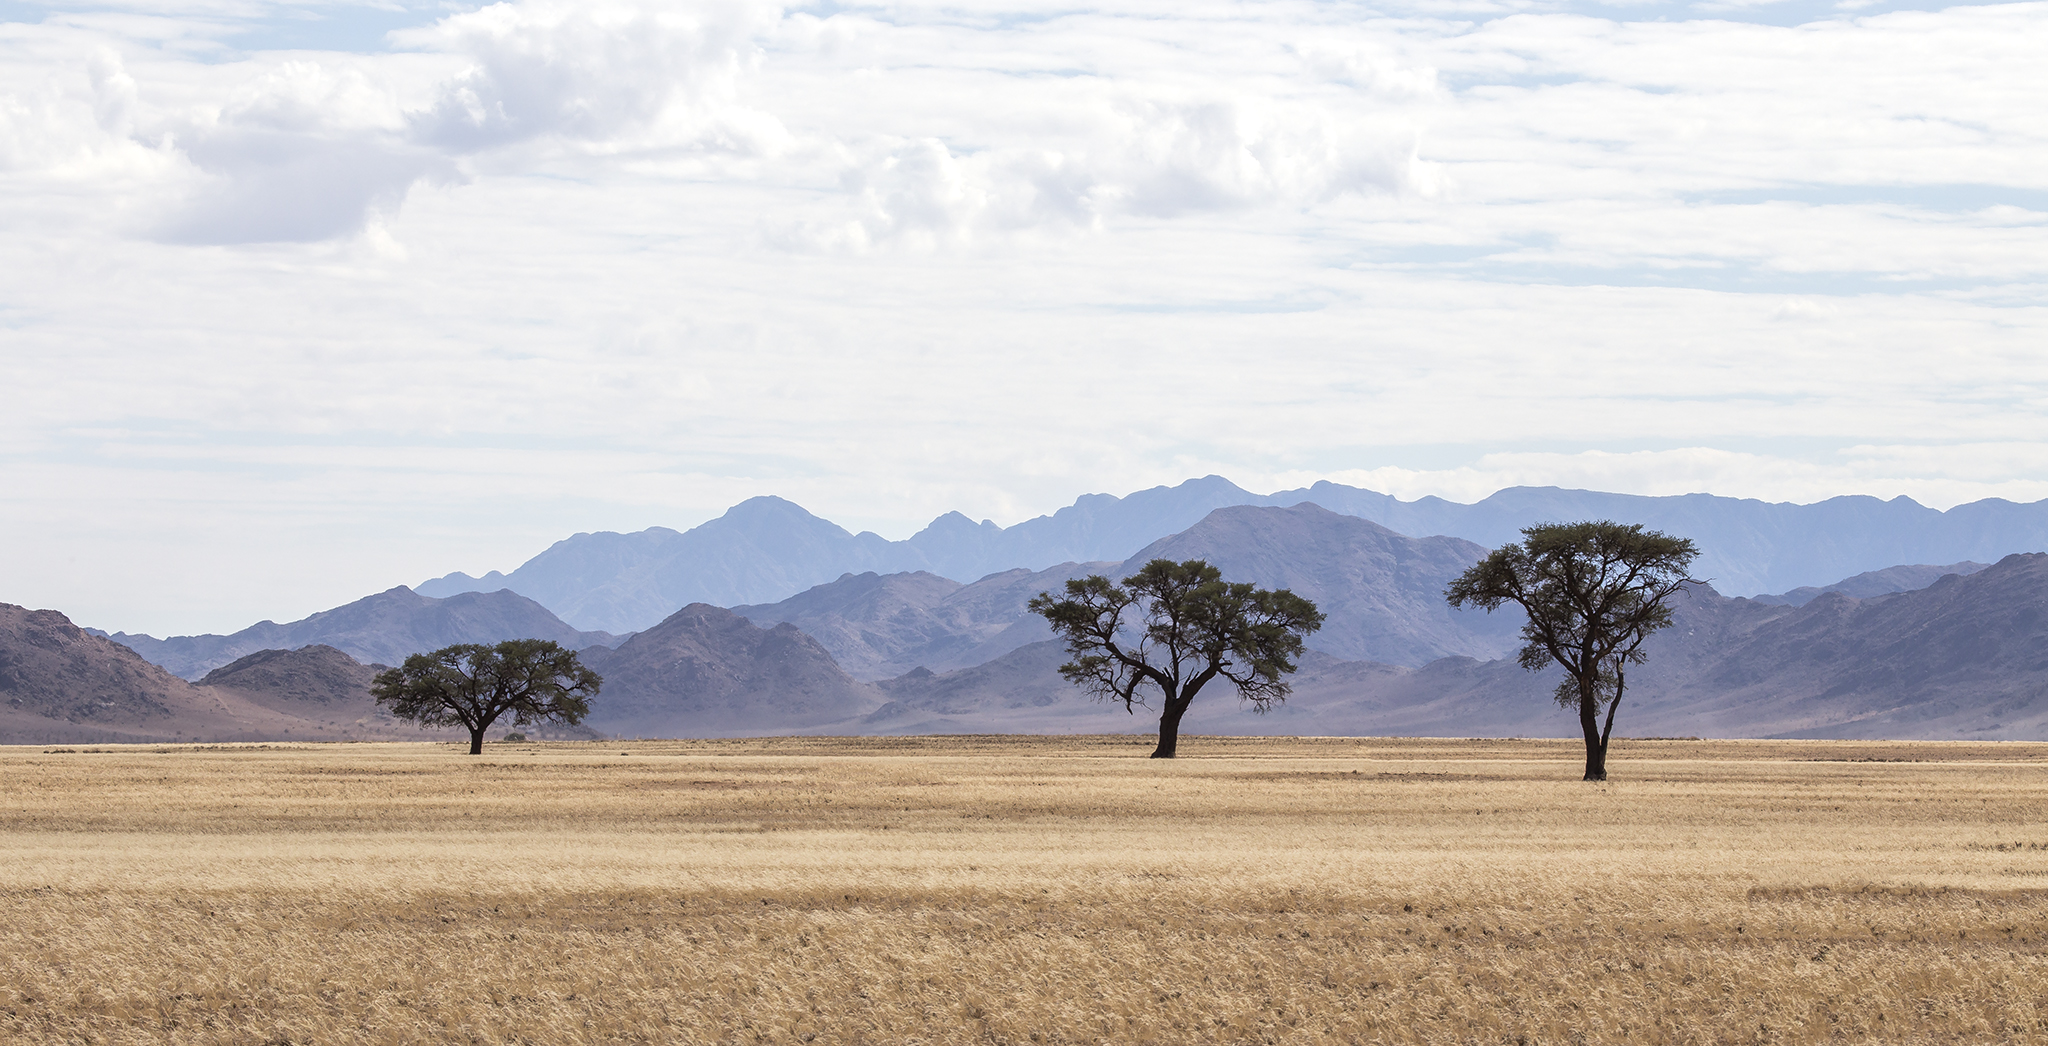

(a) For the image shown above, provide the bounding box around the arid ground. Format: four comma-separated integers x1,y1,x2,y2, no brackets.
3,735,2046,1044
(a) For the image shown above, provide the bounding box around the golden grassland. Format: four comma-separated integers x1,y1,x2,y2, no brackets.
3,734,2047,1045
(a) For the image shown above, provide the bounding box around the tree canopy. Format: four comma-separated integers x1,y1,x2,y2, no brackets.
1028,558,1324,758
1446,521,1700,781
371,639,600,755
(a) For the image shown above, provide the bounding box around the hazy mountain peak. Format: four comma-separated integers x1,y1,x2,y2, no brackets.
918,510,1001,535
1749,560,1991,607
409,475,2048,634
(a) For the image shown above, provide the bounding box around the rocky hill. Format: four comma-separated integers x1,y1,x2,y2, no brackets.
105,587,625,679
578,603,880,737
198,645,386,706
0,605,460,744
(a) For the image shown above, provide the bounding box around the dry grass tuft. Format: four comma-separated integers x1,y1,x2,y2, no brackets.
3,735,2046,1044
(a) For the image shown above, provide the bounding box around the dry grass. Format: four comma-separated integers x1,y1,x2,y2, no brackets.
3,734,2047,1044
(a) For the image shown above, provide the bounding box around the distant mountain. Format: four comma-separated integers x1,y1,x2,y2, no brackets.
1641,555,2048,739
12,553,2037,743
1122,503,1521,665
0,605,459,744
420,478,1270,634
105,587,625,679
737,503,1519,675
840,556,2048,741
578,603,880,737
416,476,2048,634
1273,483,2040,599
1749,561,1989,606
732,563,1112,680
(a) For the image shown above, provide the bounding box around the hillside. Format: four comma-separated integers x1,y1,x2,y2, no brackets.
732,562,1113,680
1750,561,1988,606
0,605,459,744
578,604,880,737
106,587,625,679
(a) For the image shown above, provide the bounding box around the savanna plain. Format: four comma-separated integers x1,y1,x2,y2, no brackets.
3,735,2047,1045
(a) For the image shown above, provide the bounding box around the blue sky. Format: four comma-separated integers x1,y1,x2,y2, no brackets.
2,0,2045,635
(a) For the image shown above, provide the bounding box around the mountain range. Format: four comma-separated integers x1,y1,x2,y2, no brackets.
416,476,2048,634
816,552,2048,741
16,477,2048,747
732,504,1523,677
100,587,626,680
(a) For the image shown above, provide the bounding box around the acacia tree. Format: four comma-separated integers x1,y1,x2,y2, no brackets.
371,639,601,755
1445,521,1700,781
1027,558,1324,759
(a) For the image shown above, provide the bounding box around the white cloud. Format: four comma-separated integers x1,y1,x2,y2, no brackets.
402,0,788,156
795,94,1428,249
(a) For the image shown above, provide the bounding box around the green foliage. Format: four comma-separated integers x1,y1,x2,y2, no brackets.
1446,521,1699,779
372,639,600,755
1027,559,1323,757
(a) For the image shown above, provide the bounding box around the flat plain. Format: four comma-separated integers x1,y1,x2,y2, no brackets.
3,734,2046,1045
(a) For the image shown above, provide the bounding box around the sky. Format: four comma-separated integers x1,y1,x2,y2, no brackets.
2,0,2045,637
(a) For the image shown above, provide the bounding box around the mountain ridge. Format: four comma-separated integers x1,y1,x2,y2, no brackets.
103,587,625,680
418,476,2048,633
831,555,2045,742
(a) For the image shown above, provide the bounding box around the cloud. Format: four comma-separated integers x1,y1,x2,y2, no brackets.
403,0,788,156
87,48,138,138
155,130,451,244
138,57,451,243
795,95,1430,249
58,2,795,244
0,49,167,181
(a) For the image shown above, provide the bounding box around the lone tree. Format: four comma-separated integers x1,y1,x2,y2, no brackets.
372,639,601,755
1028,558,1324,759
1445,521,1700,781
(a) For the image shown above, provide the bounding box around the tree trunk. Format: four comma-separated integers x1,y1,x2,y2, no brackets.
1579,695,1606,782
1595,680,1626,783
468,727,486,755
1152,697,1190,759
